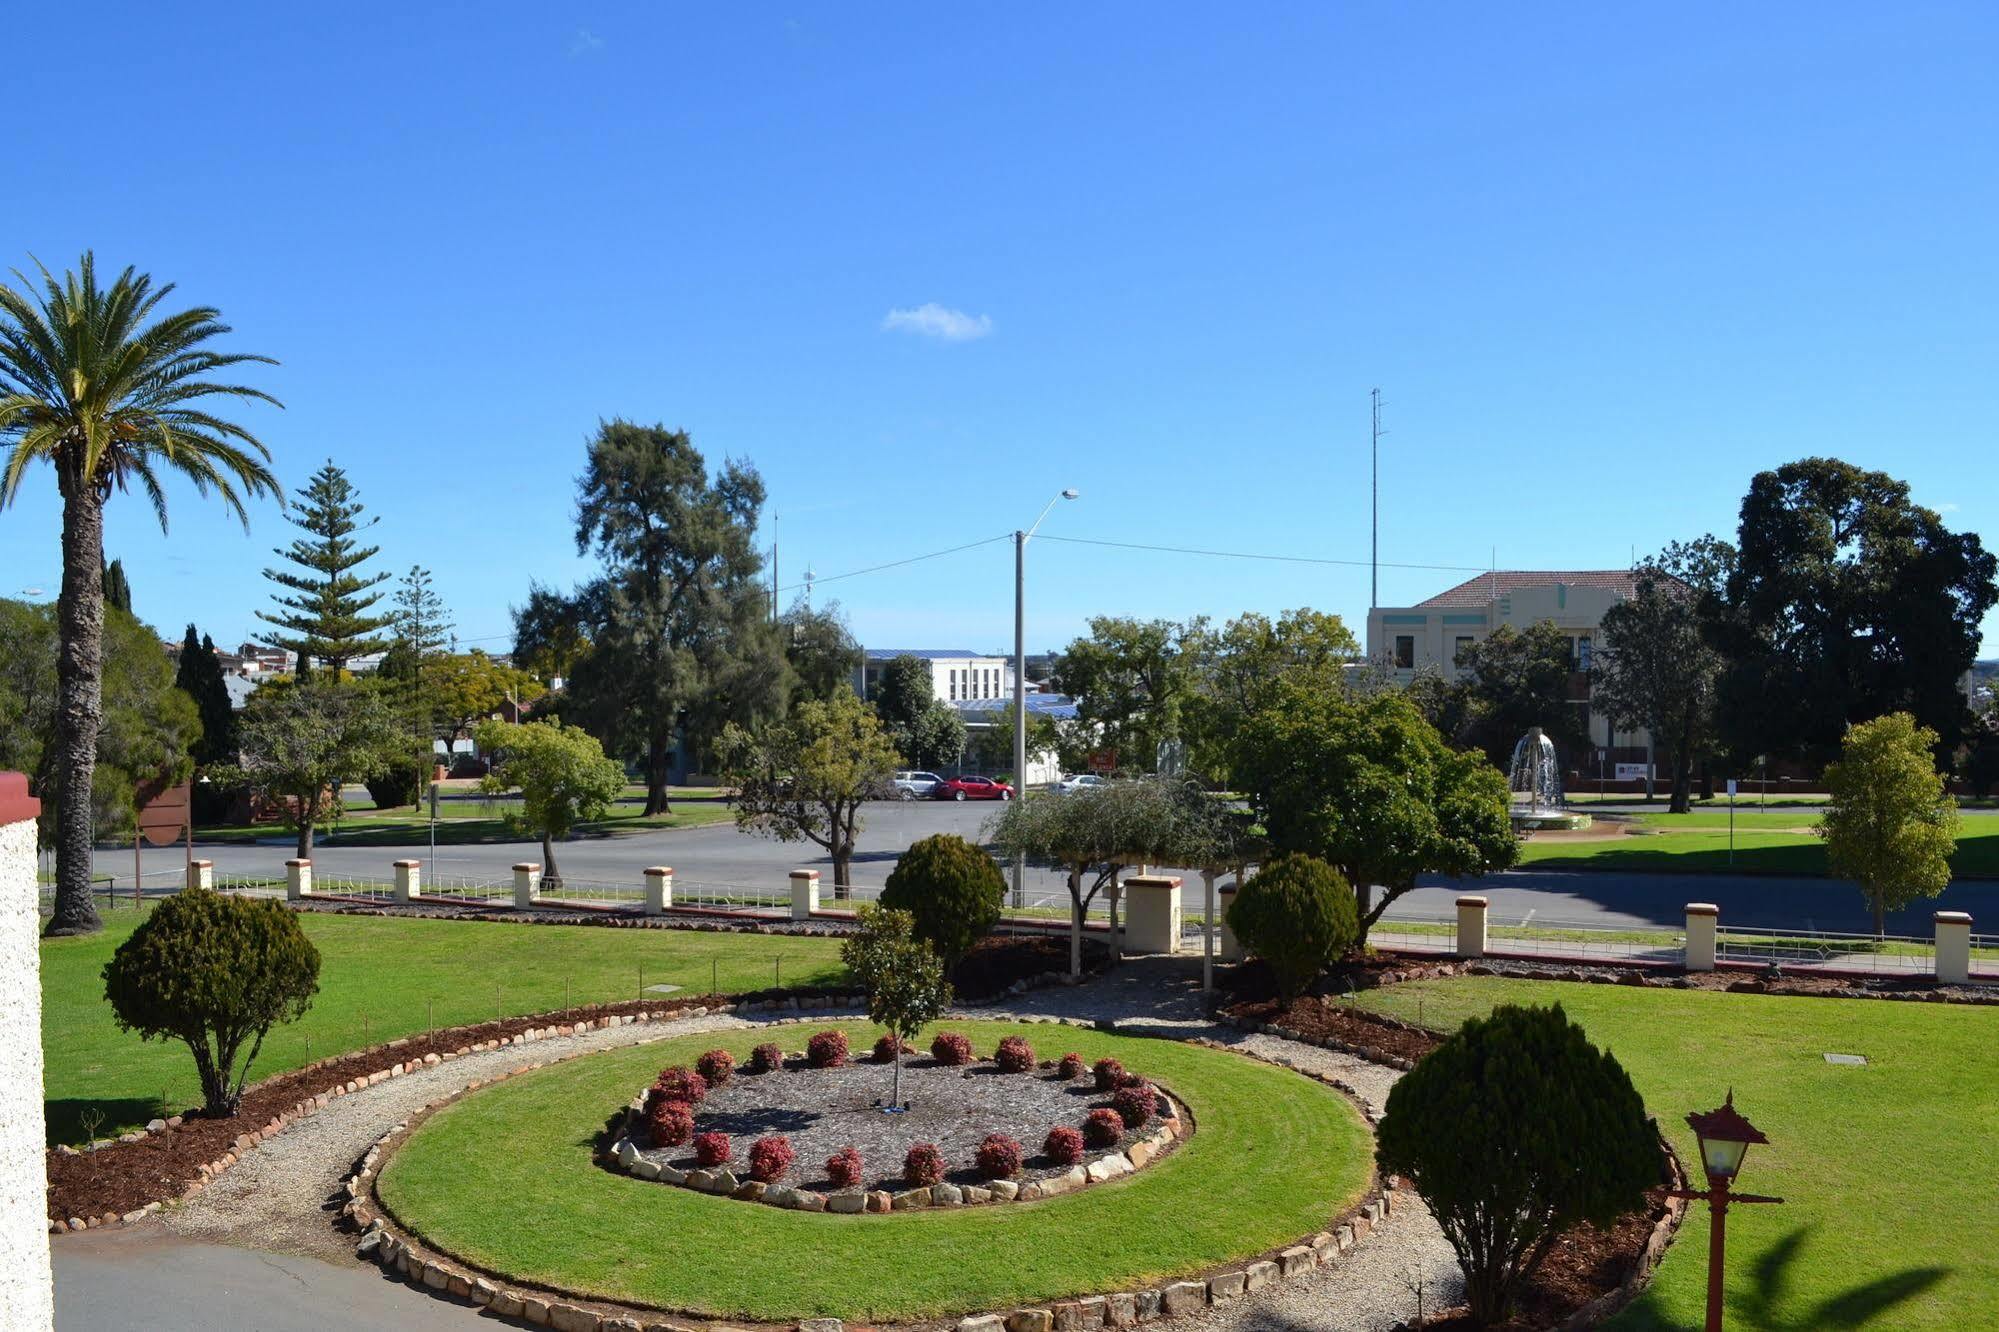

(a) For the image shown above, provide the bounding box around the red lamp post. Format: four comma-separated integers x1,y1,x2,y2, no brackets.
1670,1091,1784,1332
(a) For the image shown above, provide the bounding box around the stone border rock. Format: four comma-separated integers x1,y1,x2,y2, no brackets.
347,1014,1405,1332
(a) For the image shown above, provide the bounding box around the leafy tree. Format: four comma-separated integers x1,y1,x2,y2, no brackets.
474,718,626,884
511,580,593,682
718,688,899,892
216,677,404,857
0,599,200,845
431,650,545,745
1592,546,1729,813
781,599,862,702
175,625,239,822
869,653,950,764
1233,676,1516,942
1818,712,1960,936
0,253,281,935
256,461,392,674
1716,457,1998,763
1054,616,1203,772
909,700,968,770
966,700,1057,772
1453,621,1591,768
1226,854,1358,999
1376,1003,1658,1327
102,558,132,614
1185,609,1358,785
880,833,1005,965
986,776,1244,974
840,904,951,1107
102,887,320,1116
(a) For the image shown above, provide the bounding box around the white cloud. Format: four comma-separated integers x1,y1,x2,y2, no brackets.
1937,502,1961,513
568,28,605,57
881,303,992,342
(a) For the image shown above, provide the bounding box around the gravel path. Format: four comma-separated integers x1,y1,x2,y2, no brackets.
145,958,1459,1331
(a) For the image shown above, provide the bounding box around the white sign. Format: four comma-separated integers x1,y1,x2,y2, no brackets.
1615,763,1653,781
1726,779,1738,797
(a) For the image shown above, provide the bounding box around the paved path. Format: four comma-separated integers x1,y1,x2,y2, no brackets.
54,956,1458,1331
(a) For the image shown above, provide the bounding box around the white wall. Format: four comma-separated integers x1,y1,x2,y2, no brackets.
0,806,52,1329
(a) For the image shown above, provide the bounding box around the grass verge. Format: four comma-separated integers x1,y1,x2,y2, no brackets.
1518,811,1999,877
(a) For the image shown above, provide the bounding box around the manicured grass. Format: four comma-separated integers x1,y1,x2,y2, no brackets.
1351,977,1999,1331
196,800,737,847
377,1021,1374,1321
39,911,847,1144
1517,811,1999,877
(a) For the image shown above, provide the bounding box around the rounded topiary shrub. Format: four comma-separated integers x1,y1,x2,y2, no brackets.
807,1030,849,1068
364,765,421,813
994,1036,1034,1073
879,834,1005,966
1055,1052,1087,1081
653,1066,709,1106
872,1034,912,1064
694,1131,732,1168
695,1049,736,1086
647,1100,694,1148
1092,1057,1125,1092
1227,853,1358,1000
102,886,322,1116
976,1133,1023,1179
1111,1084,1155,1129
826,1146,864,1189
904,1142,946,1187
1376,1003,1658,1327
931,1032,973,1066
749,1042,785,1073
1044,1125,1086,1165
748,1135,795,1183
1082,1108,1124,1149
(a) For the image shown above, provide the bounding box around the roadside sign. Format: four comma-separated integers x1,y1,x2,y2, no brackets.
135,779,192,847
1726,779,1738,798
1087,749,1117,775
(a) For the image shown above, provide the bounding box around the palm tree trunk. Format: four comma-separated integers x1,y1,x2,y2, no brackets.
46,486,107,937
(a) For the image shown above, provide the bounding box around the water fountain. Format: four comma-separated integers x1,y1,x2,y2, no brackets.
1507,727,1592,831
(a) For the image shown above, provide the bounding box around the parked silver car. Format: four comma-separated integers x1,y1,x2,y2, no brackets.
1053,773,1110,795
891,771,943,800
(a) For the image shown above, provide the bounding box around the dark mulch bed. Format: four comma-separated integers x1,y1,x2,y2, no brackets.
1219,961,1443,1064
952,933,1109,996
640,1054,1163,1192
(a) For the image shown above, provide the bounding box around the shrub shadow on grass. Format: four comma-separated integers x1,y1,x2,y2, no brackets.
1730,1225,1950,1331
47,1097,168,1146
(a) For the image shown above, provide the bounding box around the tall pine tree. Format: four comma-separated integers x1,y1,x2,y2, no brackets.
175,625,238,822
256,462,393,673
388,564,454,796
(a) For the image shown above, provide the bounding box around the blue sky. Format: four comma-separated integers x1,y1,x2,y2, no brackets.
6,4,1996,657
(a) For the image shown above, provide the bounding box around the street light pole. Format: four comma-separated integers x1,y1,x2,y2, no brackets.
1670,1092,1783,1332
1013,489,1079,908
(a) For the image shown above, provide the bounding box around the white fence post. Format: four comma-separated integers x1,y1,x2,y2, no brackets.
1685,903,1719,972
0,774,53,1330
186,859,213,892
285,858,313,900
1455,894,1489,960
789,869,820,921
1935,911,1972,985
394,859,422,903
644,865,674,915
512,862,542,909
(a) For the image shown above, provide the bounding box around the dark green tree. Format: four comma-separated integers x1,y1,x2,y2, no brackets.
841,905,951,1107
1226,854,1358,999
174,625,238,821
1453,621,1592,768
256,461,392,674
1376,1004,1658,1326
216,676,404,857
1716,457,1997,763
910,701,968,770
1054,616,1203,772
880,833,1006,966
1184,609,1359,785
781,598,861,703
868,653,937,758
102,558,132,613
0,253,281,936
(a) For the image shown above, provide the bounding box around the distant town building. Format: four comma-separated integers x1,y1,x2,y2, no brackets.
854,649,1016,704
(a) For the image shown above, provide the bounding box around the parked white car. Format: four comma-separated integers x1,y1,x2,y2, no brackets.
891,771,943,800
1053,773,1109,795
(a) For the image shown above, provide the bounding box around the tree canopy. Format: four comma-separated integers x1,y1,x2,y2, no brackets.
217,676,404,857
780,599,862,703
1184,609,1358,785
1818,712,1961,935
840,904,951,1107
256,461,392,673
1055,616,1203,773
475,718,626,884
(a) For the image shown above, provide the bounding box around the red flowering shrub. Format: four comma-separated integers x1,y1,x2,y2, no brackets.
695,1048,736,1086
826,1146,865,1189
653,1066,709,1106
807,1030,850,1068
872,1034,912,1064
647,1100,694,1148
694,1131,732,1167
1112,1085,1156,1129
994,1036,1035,1073
1083,1108,1124,1149
1055,1052,1087,1080
1092,1057,1125,1092
747,1135,795,1183
1119,1071,1144,1089
749,1042,785,1073
1044,1125,1086,1165
976,1133,1023,1179
904,1141,946,1187
930,1032,973,1066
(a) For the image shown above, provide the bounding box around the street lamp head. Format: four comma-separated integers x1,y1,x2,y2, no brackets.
1060,488,1079,500
1686,1089,1768,1183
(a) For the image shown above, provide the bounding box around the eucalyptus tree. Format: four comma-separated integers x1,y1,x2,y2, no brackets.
0,254,280,935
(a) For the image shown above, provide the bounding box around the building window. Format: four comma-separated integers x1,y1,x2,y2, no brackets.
1394,635,1415,669
1453,636,1474,668
1575,635,1592,671
948,670,958,701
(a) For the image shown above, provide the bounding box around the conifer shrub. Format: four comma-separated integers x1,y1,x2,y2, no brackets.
1226,853,1358,1000
879,833,1005,966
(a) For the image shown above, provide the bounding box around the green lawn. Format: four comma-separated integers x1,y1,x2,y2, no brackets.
39,911,847,1144
1517,810,1999,877
378,1020,1374,1321
196,799,737,847
1352,977,1999,1331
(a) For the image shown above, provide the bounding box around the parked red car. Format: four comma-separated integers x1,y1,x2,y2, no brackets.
931,775,1014,802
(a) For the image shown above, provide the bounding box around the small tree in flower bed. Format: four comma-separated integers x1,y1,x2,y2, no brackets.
1092,1057,1125,1091
931,1032,973,1066
648,1100,694,1148
1055,1052,1087,1080
696,1048,736,1086
843,905,951,1107
994,1036,1035,1073
749,1042,785,1073
826,1146,865,1189
1112,1084,1155,1129
976,1133,1023,1179
807,1030,850,1068
1083,1108,1124,1149
748,1135,795,1183
1044,1125,1086,1166
694,1131,732,1168
904,1141,946,1187
872,1033,912,1064
654,1066,709,1106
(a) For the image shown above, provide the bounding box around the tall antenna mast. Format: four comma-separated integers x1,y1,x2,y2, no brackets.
1370,387,1384,609
770,510,780,622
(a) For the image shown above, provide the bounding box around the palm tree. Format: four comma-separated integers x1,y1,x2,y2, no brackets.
0,254,281,936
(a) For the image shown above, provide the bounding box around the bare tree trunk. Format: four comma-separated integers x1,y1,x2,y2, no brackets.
46,485,107,936
543,832,561,886
1668,713,1695,815
1067,868,1084,977
295,817,312,861
642,732,673,816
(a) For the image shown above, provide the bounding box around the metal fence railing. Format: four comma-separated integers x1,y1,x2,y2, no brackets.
1715,924,1938,975
535,876,645,909
1371,913,1688,965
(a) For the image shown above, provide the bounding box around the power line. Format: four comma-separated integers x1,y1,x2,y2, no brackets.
1036,533,1495,573
773,533,1012,595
